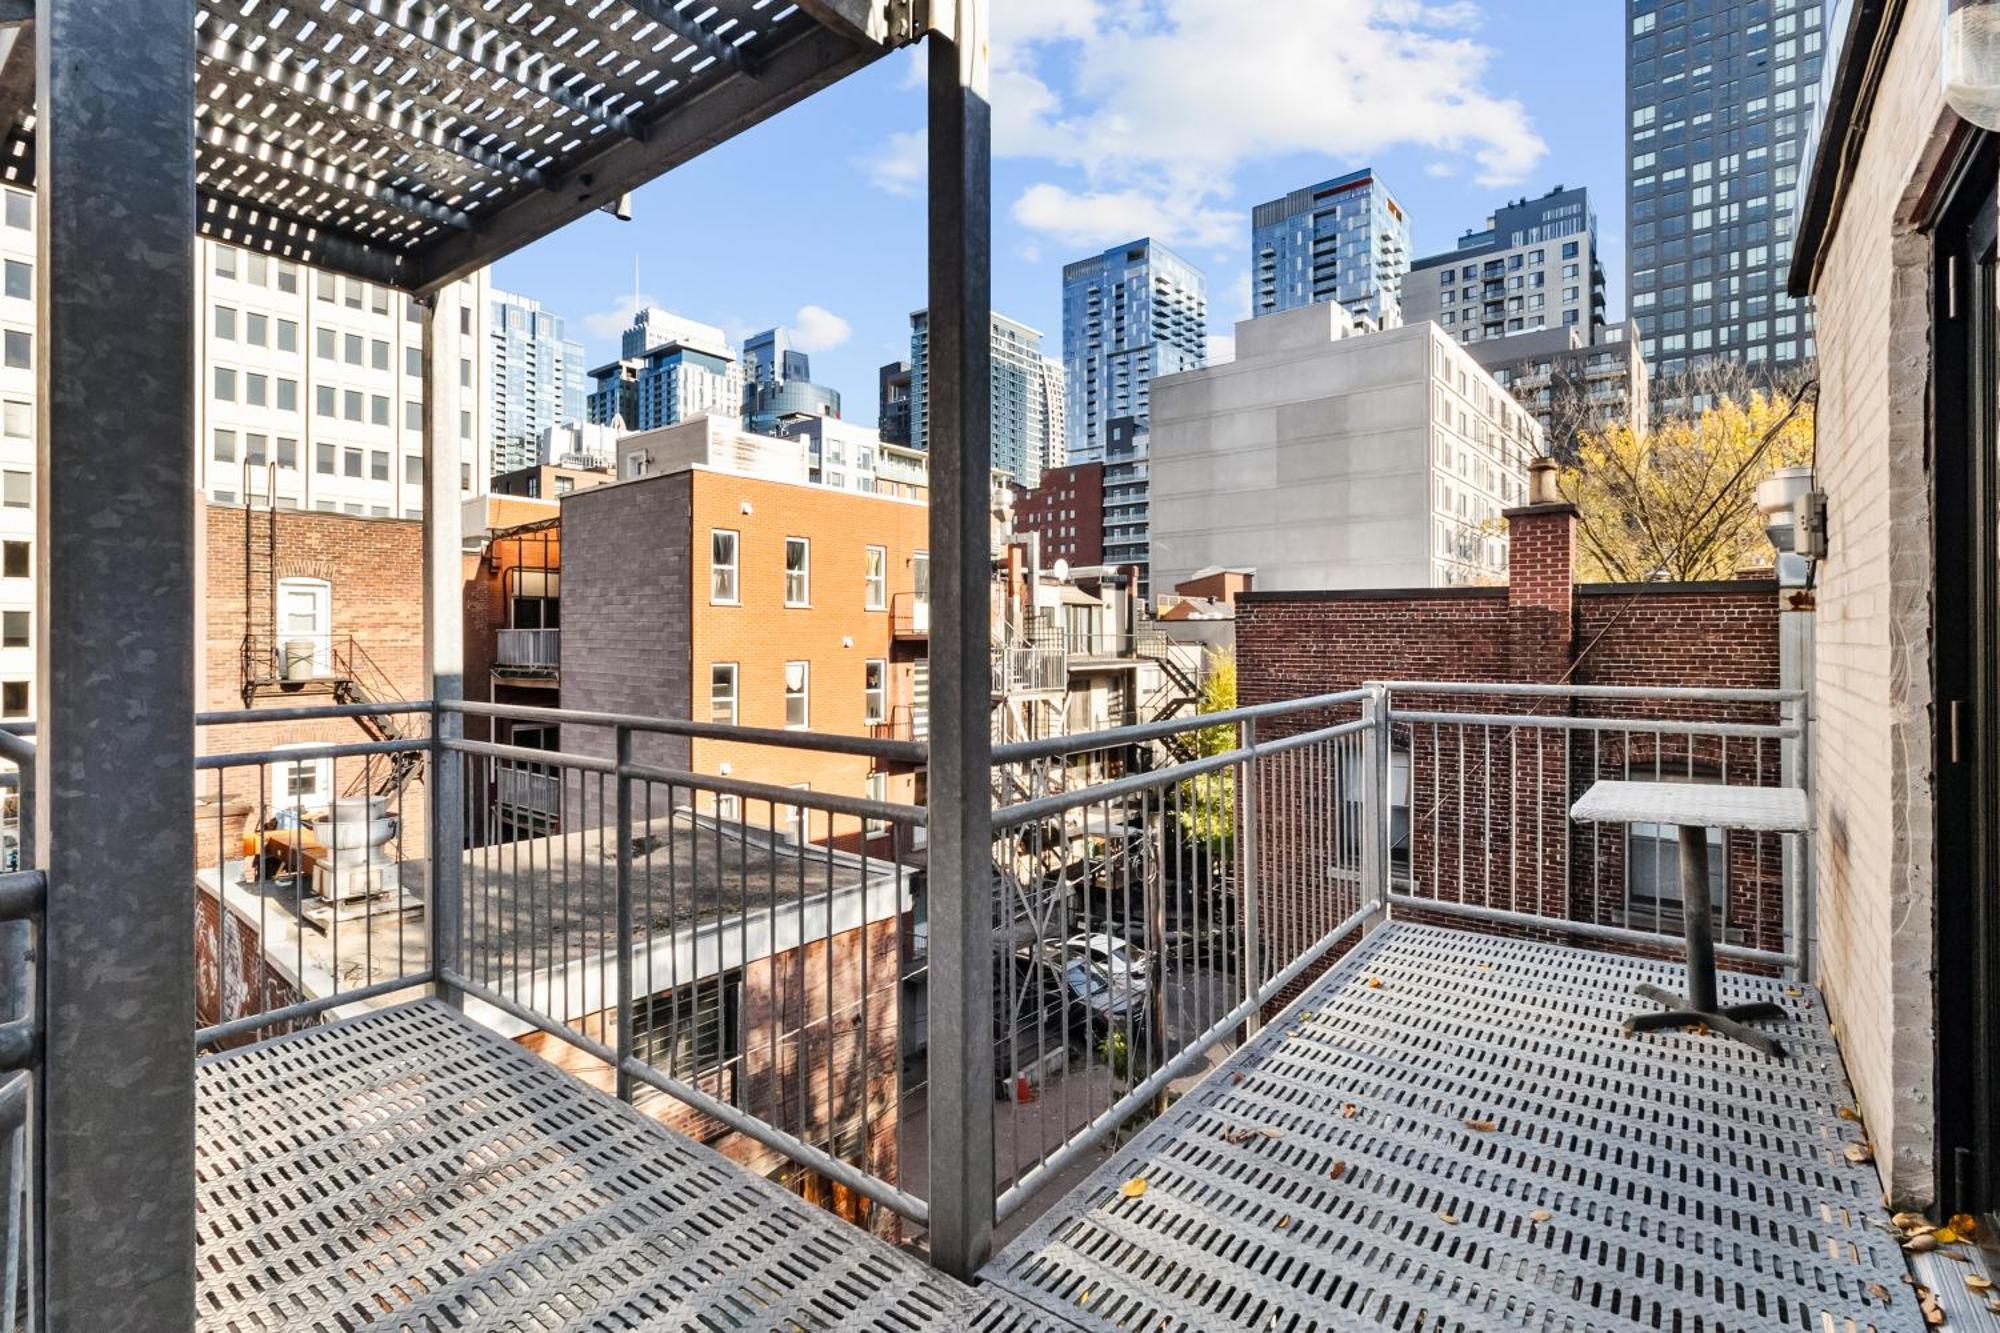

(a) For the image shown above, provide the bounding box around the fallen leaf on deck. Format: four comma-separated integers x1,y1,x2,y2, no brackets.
1437,1210,1457,1224
1230,1072,1244,1085
1340,1103,1358,1118
1365,977,1383,989
1837,1106,1862,1122
1935,1226,1961,1244
1965,1274,1992,1292
1529,1209,1553,1223
1950,1212,1981,1239
1119,1178,1148,1199
1261,1126,1285,1139
1784,985,1803,996
1893,1211,1929,1229
1867,1282,1890,1302
1843,1142,1874,1164
1328,1161,1347,1181
1906,1234,1939,1253
1462,1117,1497,1133
1222,1126,1257,1145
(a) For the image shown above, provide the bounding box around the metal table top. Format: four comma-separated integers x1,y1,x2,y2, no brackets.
1570,778,1812,832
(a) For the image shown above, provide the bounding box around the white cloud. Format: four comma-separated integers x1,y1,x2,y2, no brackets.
582,291,663,342
787,304,852,354
1205,334,1236,365
858,129,926,197
1010,183,1237,253
994,0,1547,247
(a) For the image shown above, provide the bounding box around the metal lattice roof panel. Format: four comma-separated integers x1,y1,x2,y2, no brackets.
0,1,916,292
982,923,1924,1332
194,998,1074,1331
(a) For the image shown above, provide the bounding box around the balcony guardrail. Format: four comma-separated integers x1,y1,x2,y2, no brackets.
173,678,1809,1263
494,627,560,675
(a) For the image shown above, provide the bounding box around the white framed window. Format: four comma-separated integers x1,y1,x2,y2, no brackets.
782,783,809,845
864,659,887,724
864,771,888,835
714,793,741,823
269,742,332,811
784,537,810,607
864,545,887,610
709,663,738,725
783,661,809,729
710,529,739,604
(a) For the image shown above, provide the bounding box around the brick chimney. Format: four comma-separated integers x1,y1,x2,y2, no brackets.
1504,458,1578,679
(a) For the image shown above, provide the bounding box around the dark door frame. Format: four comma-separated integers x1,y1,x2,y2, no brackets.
1933,129,1998,1217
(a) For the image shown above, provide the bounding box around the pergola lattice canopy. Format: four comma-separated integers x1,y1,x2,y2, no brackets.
0,0,911,293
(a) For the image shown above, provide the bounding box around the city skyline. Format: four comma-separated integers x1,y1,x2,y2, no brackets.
483,0,1626,429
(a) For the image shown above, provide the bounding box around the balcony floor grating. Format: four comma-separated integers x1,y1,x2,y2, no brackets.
982,923,1924,1332
194,1000,1070,1332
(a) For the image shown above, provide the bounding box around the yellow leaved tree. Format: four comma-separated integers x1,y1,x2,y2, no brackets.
1561,372,1815,583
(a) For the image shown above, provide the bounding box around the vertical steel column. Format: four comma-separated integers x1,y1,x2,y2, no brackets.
1237,717,1261,1036
37,1,198,1326
924,0,994,1282
613,725,634,1102
1360,685,1390,926
421,288,466,1006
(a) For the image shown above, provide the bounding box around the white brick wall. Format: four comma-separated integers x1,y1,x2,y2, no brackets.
1807,11,1957,1206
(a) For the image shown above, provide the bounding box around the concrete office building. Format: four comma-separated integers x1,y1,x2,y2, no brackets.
586,307,743,433
200,242,491,518
1251,169,1411,329
1405,185,1606,345
1473,323,1650,458
1150,304,1540,593
877,360,913,446
909,309,1065,486
1060,239,1207,465
488,289,586,476
1626,0,1825,378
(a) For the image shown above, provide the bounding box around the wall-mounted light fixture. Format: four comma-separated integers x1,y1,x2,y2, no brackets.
1945,0,2000,129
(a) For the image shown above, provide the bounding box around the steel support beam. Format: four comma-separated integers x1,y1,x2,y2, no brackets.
37,0,198,1327
922,0,992,1281
421,287,466,1007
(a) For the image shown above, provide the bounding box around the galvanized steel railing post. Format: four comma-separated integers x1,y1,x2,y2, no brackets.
614,725,635,1103
1780,693,1809,979
1237,716,1261,1035
421,290,466,1010
1361,685,1391,926
923,0,995,1281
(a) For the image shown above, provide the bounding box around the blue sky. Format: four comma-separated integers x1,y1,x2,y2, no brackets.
491,0,1626,429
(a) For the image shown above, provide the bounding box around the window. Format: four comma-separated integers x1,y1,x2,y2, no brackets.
1,542,26,579
317,327,335,360
244,312,267,347
2,401,26,439
212,428,236,463
276,437,297,469
344,333,362,365
864,545,887,610
344,389,362,422
316,443,335,475
269,743,332,809
0,682,24,718
244,373,267,408
405,401,422,432
277,262,298,294
864,771,889,835
1,611,27,648
213,305,235,340
316,385,335,418
783,537,809,606
709,529,738,604
709,663,738,724
2,193,29,232
371,339,389,371
214,245,236,279
212,366,234,402
244,433,267,468
863,659,887,724
405,456,423,485
631,973,741,1115
4,330,29,371
343,448,362,478
4,472,28,510
1626,775,1728,922
783,661,808,729
276,378,297,413
371,395,390,427
369,450,389,481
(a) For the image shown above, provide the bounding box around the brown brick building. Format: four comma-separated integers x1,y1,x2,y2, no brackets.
1237,480,1792,967
1012,462,1103,568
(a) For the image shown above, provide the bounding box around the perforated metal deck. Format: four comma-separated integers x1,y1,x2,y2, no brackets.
195,1000,1068,1332
982,923,1923,1332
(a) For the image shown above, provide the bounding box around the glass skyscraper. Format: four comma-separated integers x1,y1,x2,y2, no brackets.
488,289,585,475
1060,238,1207,466
1626,0,1825,380
1251,169,1411,329
908,310,1065,487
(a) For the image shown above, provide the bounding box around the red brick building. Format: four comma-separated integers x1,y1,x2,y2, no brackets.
1012,462,1103,568
1237,481,1793,963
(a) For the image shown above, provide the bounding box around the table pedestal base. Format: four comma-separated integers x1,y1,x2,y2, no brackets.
1623,983,1790,1058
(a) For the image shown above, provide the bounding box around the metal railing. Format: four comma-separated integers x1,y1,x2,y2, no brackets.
172,678,1811,1260
494,627,560,674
